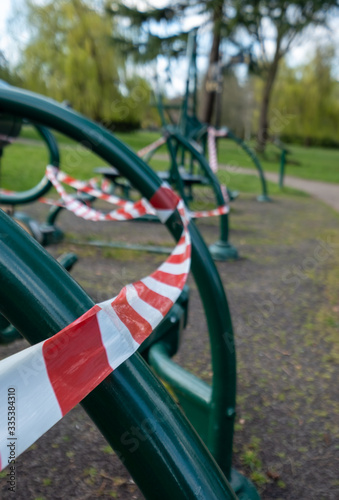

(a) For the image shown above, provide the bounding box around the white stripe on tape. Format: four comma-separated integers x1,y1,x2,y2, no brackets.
96,307,139,370
141,277,182,302
0,180,191,471
44,166,228,221
0,342,62,465
125,284,164,329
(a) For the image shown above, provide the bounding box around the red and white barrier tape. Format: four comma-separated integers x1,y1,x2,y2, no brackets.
207,126,228,173
190,204,229,218
0,188,15,196
45,166,229,220
0,183,191,472
206,127,230,204
45,166,157,221
0,134,15,144
137,136,167,158
220,184,230,205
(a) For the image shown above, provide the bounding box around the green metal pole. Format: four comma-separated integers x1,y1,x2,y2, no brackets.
169,130,238,261
0,316,21,344
0,211,236,500
0,87,258,497
226,130,271,202
279,149,286,189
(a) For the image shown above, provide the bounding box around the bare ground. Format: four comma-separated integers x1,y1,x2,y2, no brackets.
0,191,338,500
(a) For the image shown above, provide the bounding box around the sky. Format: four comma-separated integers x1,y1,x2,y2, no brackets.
0,0,13,58
1,0,338,95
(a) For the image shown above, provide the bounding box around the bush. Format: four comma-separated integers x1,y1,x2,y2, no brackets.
280,134,339,149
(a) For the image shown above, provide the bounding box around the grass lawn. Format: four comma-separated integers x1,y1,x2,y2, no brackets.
2,126,338,195
0,139,305,199
217,139,339,184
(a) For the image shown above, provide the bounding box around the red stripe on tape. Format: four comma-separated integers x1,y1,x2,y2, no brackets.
167,246,191,265
43,307,111,416
151,270,188,289
111,288,153,344
133,281,173,315
150,186,180,211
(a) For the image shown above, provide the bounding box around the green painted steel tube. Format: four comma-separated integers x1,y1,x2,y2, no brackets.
0,124,60,205
148,341,211,409
0,317,21,344
226,130,269,199
0,87,161,200
0,86,237,478
169,130,230,243
189,222,236,475
166,134,193,207
279,149,286,189
0,211,236,500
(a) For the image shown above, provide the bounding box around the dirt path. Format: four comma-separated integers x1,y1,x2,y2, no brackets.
220,164,339,212
0,192,338,499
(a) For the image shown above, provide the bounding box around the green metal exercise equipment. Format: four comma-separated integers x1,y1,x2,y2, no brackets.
273,139,290,189
0,117,64,245
155,29,271,203
0,85,260,498
147,31,237,261
224,129,271,202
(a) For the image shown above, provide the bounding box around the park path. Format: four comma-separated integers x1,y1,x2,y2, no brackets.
219,164,339,213
151,152,339,212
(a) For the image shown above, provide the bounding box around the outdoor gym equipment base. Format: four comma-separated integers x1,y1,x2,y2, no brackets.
0,84,260,498
209,240,239,261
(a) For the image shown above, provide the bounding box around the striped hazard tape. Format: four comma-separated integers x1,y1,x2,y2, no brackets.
190,205,229,218
45,166,157,221
136,135,167,158
45,166,229,221
207,127,230,205
0,183,191,472
207,126,228,173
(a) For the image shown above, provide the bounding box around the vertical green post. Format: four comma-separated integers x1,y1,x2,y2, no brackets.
279,149,286,189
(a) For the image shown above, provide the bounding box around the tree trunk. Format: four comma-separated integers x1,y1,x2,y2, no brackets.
200,3,223,124
256,42,281,153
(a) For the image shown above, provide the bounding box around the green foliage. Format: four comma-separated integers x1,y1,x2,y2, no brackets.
240,436,269,486
0,52,21,86
106,1,233,64
234,0,339,151
268,46,339,147
16,0,151,127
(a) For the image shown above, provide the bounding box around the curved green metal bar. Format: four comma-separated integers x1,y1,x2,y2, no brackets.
226,129,270,201
0,315,21,344
167,130,238,260
270,141,288,189
0,86,237,480
0,123,60,205
0,210,236,500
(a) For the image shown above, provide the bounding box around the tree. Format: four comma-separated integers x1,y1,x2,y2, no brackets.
0,52,21,87
106,1,238,124
106,0,339,142
15,0,151,128
234,0,339,152
219,70,255,139
268,45,339,146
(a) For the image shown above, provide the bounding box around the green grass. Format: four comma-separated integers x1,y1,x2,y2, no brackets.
2,127,338,194
0,142,110,191
149,157,307,198
217,139,339,184
19,124,163,151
